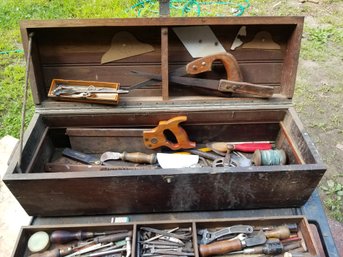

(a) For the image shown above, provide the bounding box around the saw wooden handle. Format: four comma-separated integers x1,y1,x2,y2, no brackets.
199,238,242,257
143,116,196,150
218,79,274,98
186,52,242,81
121,152,157,164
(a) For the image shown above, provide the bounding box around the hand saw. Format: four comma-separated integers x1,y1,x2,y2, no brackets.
131,53,274,98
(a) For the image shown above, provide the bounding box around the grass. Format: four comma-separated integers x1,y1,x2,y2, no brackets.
321,178,343,222
0,0,137,138
0,0,342,222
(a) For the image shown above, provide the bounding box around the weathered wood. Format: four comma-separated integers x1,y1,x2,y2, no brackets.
161,27,169,100
5,164,325,217
19,17,302,104
3,17,326,217
10,216,319,257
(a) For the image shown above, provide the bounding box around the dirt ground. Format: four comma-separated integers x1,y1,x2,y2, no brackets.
248,0,343,221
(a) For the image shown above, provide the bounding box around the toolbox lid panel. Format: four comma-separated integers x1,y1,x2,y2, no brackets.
20,16,303,107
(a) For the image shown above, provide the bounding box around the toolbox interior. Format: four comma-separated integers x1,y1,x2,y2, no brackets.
17,108,318,175
12,217,319,257
25,19,301,106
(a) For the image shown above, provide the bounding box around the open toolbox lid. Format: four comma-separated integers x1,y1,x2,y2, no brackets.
21,16,303,112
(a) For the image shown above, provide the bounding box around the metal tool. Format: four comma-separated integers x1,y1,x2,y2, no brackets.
44,163,157,172
199,231,267,257
100,151,156,164
172,26,226,58
208,142,273,153
62,148,156,166
139,227,193,257
132,53,274,98
52,85,129,97
230,152,252,167
198,225,254,245
143,116,196,150
229,239,284,255
62,148,102,165
212,150,232,168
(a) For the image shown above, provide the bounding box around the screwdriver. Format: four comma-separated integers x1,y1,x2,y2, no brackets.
50,230,128,244
208,142,273,153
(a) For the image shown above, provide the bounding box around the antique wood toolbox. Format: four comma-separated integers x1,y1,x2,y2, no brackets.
12,216,321,257
3,16,326,216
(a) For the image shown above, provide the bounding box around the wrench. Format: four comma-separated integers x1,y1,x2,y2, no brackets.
198,225,253,245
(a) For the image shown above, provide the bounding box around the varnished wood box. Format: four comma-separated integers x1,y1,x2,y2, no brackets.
11,216,319,257
3,17,326,216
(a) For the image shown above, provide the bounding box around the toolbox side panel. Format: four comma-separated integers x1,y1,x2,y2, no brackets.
5,167,325,216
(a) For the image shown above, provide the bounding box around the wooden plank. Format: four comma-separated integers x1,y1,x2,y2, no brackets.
37,27,162,64
280,121,305,164
20,17,304,29
161,27,169,100
4,166,325,216
41,110,287,127
280,18,304,98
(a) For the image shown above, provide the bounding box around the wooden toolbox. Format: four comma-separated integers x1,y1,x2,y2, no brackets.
11,216,320,257
3,16,326,216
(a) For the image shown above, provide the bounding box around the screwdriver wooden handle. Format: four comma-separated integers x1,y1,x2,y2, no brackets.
121,152,156,164
265,226,290,239
50,230,94,244
29,247,74,257
199,238,242,257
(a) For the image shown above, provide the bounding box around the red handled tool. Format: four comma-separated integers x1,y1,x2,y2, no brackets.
208,142,272,153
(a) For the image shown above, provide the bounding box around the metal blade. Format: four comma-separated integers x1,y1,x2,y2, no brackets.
131,70,220,91
245,230,267,247
62,148,100,165
100,152,121,162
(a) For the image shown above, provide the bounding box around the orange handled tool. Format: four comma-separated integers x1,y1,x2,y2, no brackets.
143,116,196,150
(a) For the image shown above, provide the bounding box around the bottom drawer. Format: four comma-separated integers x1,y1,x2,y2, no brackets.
12,216,319,257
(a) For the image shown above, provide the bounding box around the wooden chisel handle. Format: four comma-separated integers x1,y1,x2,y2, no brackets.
264,226,290,239
199,238,242,257
121,152,157,164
